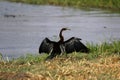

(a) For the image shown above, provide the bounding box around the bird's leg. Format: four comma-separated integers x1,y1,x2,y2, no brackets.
45,52,57,60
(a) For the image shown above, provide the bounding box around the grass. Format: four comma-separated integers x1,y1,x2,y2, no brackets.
8,0,120,11
0,41,120,80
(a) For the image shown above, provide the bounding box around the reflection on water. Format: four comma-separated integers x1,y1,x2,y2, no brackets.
0,1,120,59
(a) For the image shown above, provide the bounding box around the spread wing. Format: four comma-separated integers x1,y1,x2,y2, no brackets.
63,37,89,53
39,38,54,54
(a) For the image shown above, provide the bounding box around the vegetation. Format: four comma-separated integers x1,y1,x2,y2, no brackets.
9,0,120,11
0,41,120,80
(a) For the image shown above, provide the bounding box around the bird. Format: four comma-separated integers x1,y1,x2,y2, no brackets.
39,28,89,60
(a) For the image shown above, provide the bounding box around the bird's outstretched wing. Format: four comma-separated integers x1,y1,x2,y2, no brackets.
39,38,54,54
63,37,89,53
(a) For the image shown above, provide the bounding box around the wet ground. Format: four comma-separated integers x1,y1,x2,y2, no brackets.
0,1,120,59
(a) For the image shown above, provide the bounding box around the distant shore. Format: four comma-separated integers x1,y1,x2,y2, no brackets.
9,0,120,12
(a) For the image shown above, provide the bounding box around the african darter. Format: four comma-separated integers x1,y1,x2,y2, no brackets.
39,28,89,59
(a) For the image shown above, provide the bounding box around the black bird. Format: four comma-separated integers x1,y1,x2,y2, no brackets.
39,28,89,59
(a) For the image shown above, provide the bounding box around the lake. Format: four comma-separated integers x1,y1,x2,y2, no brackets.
0,1,120,59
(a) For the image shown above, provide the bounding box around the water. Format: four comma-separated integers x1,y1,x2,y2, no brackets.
0,1,120,59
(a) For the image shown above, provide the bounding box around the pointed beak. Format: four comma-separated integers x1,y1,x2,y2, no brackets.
67,28,71,30
66,28,71,30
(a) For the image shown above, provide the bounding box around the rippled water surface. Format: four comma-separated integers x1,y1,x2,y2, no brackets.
0,1,120,59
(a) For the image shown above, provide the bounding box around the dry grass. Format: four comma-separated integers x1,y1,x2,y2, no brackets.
0,41,120,80
0,54,120,80
0,72,49,80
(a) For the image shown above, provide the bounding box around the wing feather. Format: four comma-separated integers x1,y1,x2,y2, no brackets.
63,37,89,53
39,38,54,54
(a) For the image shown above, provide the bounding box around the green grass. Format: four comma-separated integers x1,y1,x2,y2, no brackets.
8,0,120,11
0,41,120,80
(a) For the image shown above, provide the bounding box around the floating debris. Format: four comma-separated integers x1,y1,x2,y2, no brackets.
4,14,16,18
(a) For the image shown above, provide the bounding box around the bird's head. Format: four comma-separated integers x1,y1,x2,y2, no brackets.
61,27,70,31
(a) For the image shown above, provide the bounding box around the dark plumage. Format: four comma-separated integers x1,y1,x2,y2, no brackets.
39,28,89,59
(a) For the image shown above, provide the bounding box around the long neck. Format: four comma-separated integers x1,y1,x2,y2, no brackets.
59,30,64,42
